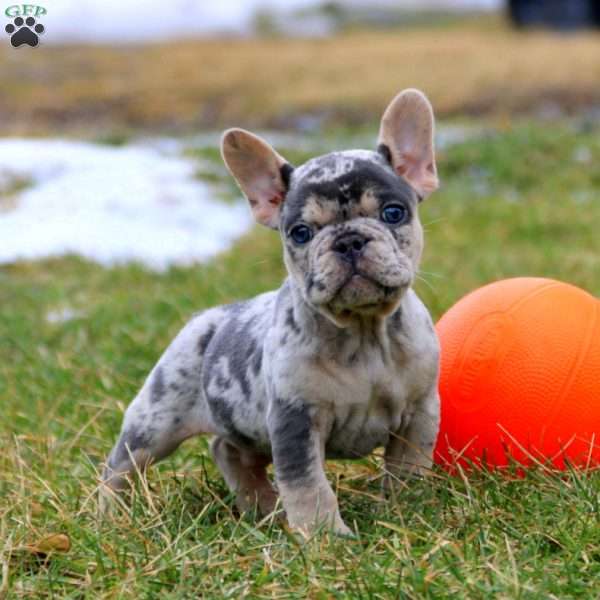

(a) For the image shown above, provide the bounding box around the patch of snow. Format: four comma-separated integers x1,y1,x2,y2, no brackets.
46,307,83,323
0,139,252,271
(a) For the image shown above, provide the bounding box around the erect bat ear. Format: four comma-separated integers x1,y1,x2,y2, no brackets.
378,89,438,199
221,128,293,229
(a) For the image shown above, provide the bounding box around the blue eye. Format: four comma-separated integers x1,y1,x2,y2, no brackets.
290,224,313,244
381,204,408,225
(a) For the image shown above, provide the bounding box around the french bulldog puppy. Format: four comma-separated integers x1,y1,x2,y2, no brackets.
101,89,441,536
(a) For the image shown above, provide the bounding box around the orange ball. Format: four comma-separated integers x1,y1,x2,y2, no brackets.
434,278,600,470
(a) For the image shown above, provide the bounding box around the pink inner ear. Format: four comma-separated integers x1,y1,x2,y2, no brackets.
395,152,437,195
399,151,434,171
268,192,283,206
395,151,418,177
250,191,284,228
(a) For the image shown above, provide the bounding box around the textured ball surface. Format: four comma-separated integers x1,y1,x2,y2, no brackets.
435,278,600,470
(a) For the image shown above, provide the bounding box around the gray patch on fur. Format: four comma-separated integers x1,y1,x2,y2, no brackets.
151,367,165,404
251,345,263,375
205,392,253,447
285,307,301,336
197,324,216,355
269,399,313,485
110,425,152,465
205,308,255,400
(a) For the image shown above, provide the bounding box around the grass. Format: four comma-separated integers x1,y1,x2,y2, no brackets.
1,118,600,597
3,17,600,136
0,175,32,212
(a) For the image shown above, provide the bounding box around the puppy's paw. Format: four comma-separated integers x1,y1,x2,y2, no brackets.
286,503,353,538
257,486,280,517
98,484,117,516
289,517,354,540
235,484,280,517
331,519,354,538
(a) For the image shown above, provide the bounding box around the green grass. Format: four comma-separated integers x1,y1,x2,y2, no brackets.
1,121,600,597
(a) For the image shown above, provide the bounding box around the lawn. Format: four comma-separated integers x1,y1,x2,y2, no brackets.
1,116,600,597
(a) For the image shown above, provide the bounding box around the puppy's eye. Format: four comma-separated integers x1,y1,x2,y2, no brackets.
381,204,408,225
290,224,313,244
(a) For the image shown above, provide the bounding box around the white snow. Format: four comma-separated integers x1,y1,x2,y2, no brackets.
0,139,252,270
45,306,83,323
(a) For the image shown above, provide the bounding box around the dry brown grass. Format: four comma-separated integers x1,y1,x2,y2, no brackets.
2,19,600,135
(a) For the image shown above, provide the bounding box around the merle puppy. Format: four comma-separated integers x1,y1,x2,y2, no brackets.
101,88,441,536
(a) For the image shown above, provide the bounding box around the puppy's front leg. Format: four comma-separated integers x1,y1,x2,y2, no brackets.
267,398,351,536
385,387,440,490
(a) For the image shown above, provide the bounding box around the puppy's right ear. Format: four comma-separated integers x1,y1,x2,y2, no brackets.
221,128,292,229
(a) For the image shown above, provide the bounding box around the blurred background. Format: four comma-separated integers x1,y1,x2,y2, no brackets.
5,0,600,134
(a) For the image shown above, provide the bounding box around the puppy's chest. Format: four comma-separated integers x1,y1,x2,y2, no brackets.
322,361,408,458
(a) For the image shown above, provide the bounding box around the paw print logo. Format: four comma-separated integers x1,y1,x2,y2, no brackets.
5,16,44,47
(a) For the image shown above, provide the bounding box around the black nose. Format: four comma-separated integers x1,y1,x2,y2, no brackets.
333,232,369,263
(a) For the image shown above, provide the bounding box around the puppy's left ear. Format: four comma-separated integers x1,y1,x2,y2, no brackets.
378,88,438,199
221,128,292,229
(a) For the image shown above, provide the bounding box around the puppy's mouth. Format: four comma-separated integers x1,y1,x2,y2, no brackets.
327,270,406,316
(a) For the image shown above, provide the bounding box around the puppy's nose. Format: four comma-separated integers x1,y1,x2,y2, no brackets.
333,233,369,263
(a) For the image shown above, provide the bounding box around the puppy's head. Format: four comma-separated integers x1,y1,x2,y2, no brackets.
221,89,438,326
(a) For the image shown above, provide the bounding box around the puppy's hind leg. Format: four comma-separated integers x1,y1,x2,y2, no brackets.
210,437,278,516
100,363,213,505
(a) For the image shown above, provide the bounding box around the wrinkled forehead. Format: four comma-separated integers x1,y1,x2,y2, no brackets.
282,150,416,229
